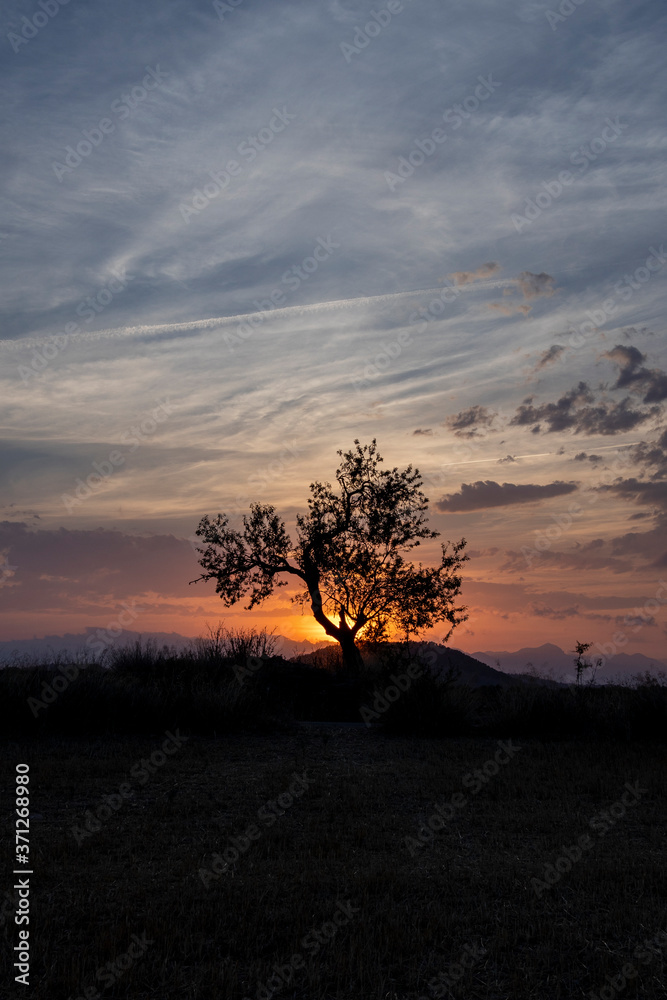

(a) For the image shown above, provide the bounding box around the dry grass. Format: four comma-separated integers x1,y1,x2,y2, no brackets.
1,730,665,999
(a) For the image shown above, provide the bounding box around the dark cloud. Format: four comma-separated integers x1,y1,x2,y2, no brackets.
621,614,656,628
444,405,497,439
602,479,667,511
627,440,667,477
500,546,633,575
0,521,205,613
413,428,433,436
465,547,499,558
606,344,646,378
604,344,667,403
581,538,605,550
498,455,516,464
436,480,578,512
529,603,580,619
622,327,654,340
573,452,603,464
535,344,565,370
511,381,659,435
511,381,593,432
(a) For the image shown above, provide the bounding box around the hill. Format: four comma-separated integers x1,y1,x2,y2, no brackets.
473,642,667,684
295,640,538,687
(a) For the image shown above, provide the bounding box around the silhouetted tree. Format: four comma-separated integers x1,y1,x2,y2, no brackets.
573,640,603,686
191,439,468,671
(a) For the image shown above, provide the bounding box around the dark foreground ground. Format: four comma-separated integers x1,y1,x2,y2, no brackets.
1,730,665,1000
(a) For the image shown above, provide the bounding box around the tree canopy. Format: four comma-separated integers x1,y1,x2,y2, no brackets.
192,439,468,669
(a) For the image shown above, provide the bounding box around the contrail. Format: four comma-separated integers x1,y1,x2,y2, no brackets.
0,279,514,352
431,442,637,467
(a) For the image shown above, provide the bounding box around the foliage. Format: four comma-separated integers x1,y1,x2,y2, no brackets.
192,440,468,668
573,640,603,686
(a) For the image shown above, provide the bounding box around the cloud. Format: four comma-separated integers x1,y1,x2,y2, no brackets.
1,0,666,654
604,344,667,403
511,381,660,435
443,405,497,438
500,546,633,575
626,439,667,477
573,452,603,463
489,270,557,316
448,262,501,286
498,455,516,464
621,614,656,628
0,521,204,612
436,480,578,512
413,428,433,436
488,301,532,316
529,603,580,619
601,479,667,511
516,271,557,300
465,547,499,559
535,344,565,370
622,327,654,340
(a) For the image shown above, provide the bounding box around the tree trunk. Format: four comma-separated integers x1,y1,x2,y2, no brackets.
338,630,364,674
306,574,364,673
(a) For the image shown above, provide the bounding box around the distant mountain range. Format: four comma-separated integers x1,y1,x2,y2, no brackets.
1,630,663,686
0,628,330,664
473,642,667,684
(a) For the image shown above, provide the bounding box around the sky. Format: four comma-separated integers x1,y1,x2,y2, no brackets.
1,0,667,660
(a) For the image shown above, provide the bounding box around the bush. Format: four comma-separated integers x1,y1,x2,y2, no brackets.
375,648,482,736
0,647,290,739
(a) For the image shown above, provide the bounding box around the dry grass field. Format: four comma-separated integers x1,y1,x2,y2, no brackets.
1,727,665,1000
